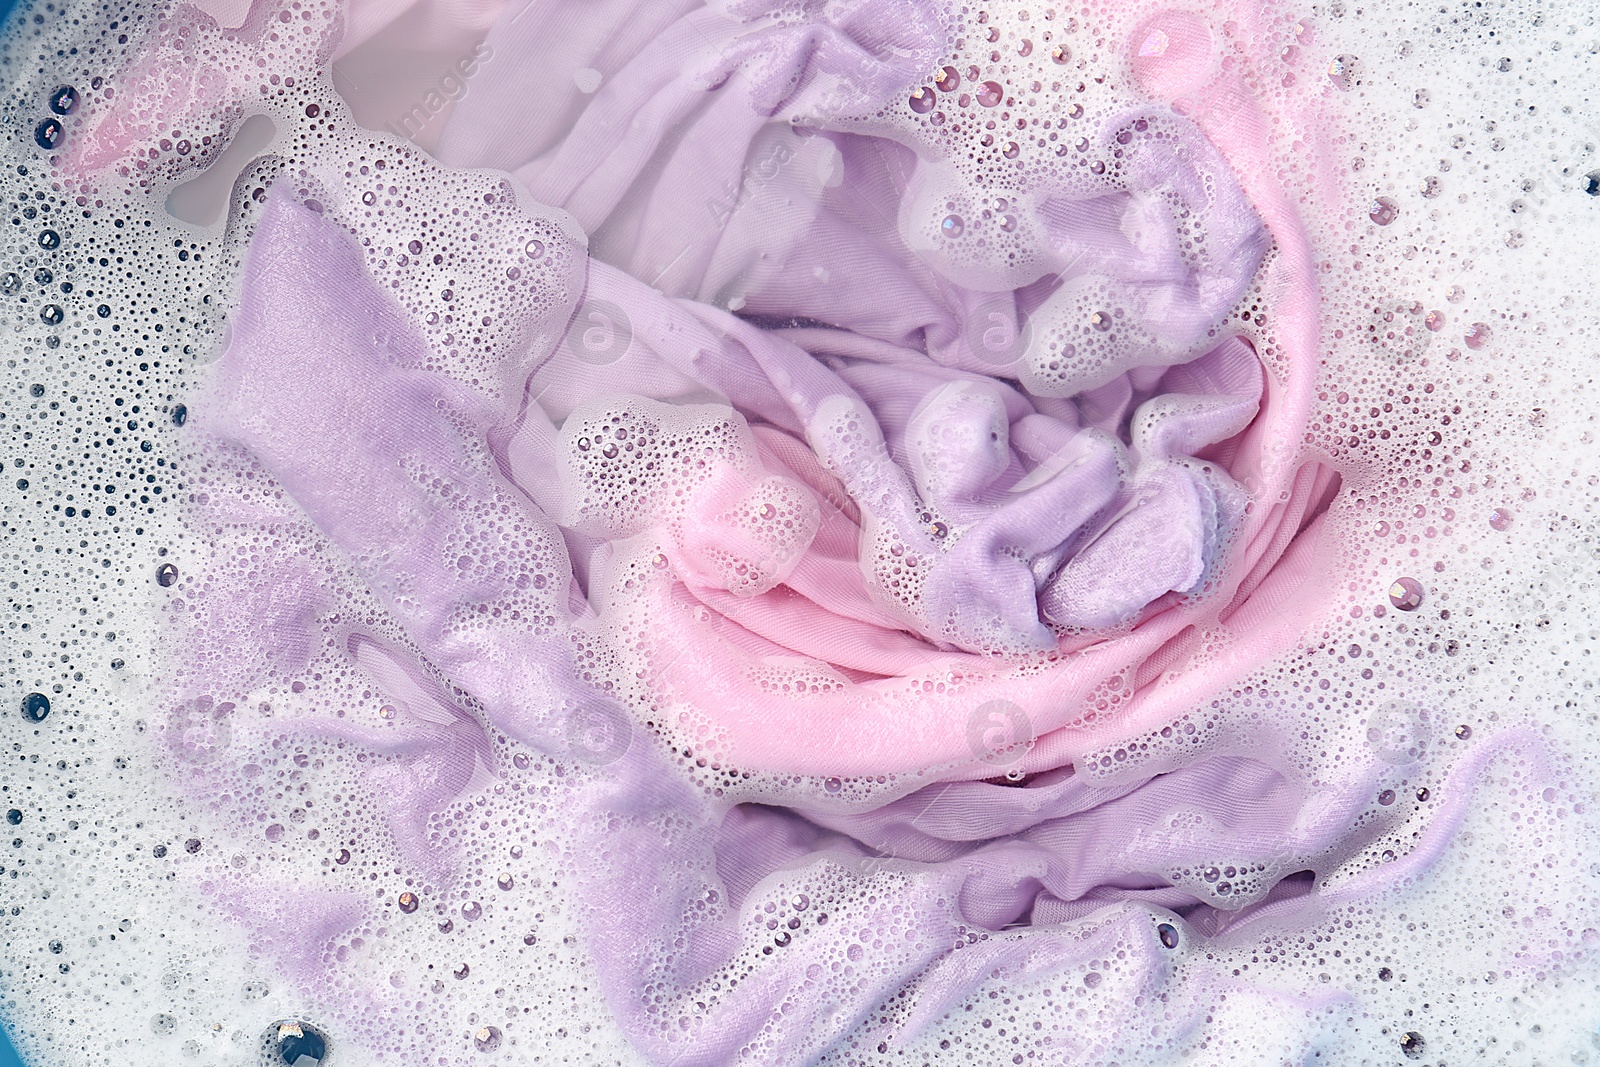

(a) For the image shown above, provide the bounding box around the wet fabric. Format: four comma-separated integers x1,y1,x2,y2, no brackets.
73,0,1548,1062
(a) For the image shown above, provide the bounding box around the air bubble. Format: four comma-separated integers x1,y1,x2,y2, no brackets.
34,119,62,150
1388,577,1424,611
1368,197,1399,225
264,1021,327,1066
1328,54,1359,90
47,86,78,115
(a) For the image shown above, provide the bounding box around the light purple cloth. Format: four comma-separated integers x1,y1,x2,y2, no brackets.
182,188,1565,1066
81,0,1588,1062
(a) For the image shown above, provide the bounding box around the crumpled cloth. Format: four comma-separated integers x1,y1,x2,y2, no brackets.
71,0,1581,1063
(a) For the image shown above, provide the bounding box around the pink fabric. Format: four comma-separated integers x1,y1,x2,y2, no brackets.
55,1,1340,783
53,0,1351,794
447,11,1335,775
66,1,1589,1064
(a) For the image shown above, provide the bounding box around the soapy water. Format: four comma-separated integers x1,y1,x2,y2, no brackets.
0,0,1598,1065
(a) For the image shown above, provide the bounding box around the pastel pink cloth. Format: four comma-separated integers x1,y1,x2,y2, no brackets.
436,0,1339,778
73,1,1588,1064
63,0,1345,784
53,0,1337,790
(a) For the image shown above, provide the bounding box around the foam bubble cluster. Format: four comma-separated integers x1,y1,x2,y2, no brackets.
1,0,1599,1064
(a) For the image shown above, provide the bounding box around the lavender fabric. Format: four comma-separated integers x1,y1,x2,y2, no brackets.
186,170,1412,1065
415,0,1286,670
99,0,1567,1061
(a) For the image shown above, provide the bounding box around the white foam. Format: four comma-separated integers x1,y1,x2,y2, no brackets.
0,0,1597,1064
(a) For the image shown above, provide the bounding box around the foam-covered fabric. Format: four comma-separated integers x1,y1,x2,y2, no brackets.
65,0,1336,777
120,0,1515,1061
189,194,1522,1054
186,201,1531,1051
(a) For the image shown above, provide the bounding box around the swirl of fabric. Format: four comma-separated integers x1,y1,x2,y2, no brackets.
75,0,1489,1062
129,0,1346,782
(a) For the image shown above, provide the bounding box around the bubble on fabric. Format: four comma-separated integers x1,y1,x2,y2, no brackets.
0,0,1596,1065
